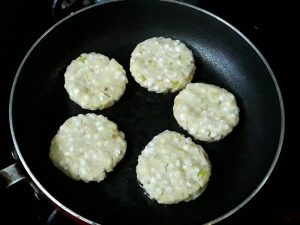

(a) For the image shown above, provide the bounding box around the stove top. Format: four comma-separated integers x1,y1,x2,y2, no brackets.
1,0,298,224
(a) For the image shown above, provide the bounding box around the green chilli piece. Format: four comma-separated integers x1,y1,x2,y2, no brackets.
79,54,87,63
171,80,180,90
198,169,209,179
140,75,146,81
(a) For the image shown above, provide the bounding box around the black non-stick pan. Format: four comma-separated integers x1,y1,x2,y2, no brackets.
4,0,284,224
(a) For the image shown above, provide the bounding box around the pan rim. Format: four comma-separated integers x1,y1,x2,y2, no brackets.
9,0,285,224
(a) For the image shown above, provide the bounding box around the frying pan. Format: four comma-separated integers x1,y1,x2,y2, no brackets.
0,0,284,224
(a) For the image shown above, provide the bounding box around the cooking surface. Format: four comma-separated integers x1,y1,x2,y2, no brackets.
0,0,298,224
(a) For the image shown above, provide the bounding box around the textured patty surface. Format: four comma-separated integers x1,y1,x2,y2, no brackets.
173,83,239,142
130,37,195,93
64,53,128,110
49,113,127,183
136,130,211,204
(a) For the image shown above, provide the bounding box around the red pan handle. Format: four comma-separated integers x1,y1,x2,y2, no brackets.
0,163,25,189
0,164,64,223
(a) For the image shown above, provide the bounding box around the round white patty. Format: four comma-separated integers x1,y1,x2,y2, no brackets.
173,83,239,142
49,113,127,183
130,37,195,93
64,53,128,110
136,130,211,204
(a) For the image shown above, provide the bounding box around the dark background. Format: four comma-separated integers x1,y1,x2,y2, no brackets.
0,0,298,224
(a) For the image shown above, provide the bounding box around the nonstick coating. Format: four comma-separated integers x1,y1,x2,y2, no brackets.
10,1,283,225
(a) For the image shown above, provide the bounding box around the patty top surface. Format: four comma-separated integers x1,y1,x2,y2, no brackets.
174,83,239,142
64,52,128,110
50,113,127,183
136,130,211,204
130,37,195,93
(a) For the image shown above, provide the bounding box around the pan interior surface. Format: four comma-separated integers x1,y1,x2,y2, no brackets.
11,1,283,225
